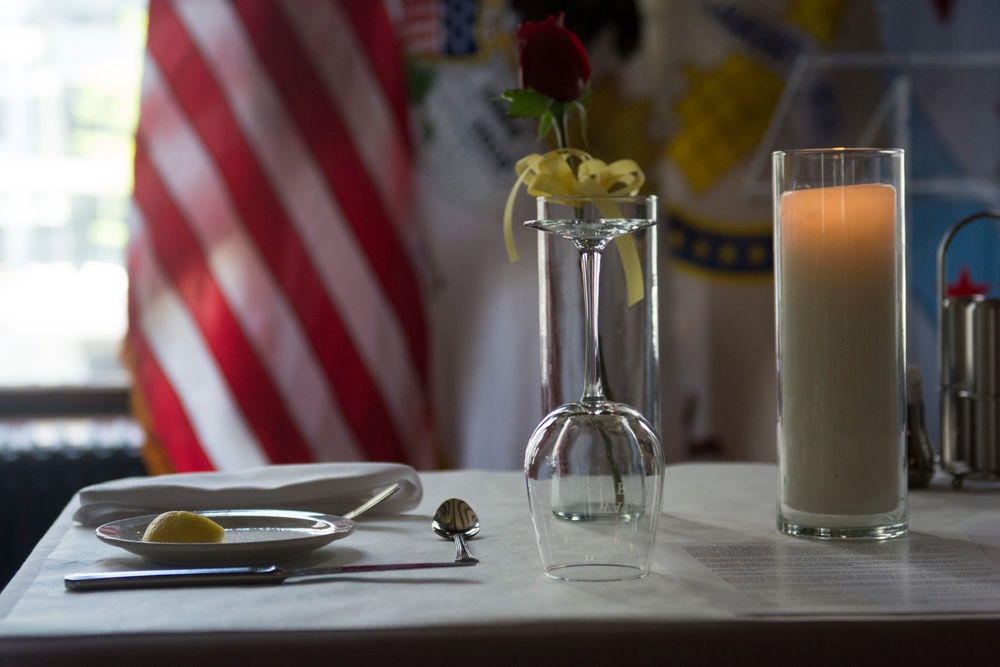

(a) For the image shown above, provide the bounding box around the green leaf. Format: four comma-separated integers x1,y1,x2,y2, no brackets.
572,101,589,147
501,88,553,119
405,59,436,105
537,111,554,142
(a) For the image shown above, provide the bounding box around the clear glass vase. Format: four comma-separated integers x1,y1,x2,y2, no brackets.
524,195,664,581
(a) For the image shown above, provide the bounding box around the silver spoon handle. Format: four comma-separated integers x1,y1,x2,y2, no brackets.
453,535,478,563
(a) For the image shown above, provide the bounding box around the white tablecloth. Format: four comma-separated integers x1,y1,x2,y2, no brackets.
1,463,999,666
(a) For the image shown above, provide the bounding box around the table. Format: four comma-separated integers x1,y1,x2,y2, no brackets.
2,463,999,666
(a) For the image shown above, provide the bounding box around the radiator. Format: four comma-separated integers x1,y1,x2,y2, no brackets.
0,417,147,588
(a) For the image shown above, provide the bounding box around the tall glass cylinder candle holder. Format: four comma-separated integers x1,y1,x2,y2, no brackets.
773,148,907,540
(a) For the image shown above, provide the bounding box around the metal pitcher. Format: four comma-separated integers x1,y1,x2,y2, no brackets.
938,212,1000,487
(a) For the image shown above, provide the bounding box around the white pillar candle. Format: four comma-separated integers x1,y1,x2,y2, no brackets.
778,183,903,517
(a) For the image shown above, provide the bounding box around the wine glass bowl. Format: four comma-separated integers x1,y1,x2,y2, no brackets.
525,400,661,581
527,401,658,521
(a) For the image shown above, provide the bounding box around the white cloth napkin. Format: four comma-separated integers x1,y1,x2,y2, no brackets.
72,462,423,526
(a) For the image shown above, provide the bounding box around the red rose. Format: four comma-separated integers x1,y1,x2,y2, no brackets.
517,14,590,103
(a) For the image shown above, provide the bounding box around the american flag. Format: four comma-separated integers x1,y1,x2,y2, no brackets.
126,0,438,472
401,0,479,57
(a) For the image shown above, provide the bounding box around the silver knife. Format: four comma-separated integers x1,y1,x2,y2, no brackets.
65,561,477,591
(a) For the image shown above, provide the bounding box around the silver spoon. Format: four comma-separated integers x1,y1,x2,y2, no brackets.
343,483,401,520
432,498,480,563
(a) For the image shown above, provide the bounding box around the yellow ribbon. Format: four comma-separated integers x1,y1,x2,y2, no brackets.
503,149,649,305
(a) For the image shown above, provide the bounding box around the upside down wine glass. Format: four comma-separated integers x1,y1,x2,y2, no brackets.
524,195,664,582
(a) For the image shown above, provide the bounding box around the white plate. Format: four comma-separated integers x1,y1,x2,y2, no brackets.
95,509,356,566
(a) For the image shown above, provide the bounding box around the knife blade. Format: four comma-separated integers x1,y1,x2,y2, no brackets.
65,560,477,591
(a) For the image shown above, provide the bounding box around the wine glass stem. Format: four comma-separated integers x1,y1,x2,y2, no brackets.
580,244,625,511
580,247,605,403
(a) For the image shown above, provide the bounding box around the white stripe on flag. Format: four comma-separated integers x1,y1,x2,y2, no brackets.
176,0,431,463
129,209,269,471
139,58,367,463
281,0,412,229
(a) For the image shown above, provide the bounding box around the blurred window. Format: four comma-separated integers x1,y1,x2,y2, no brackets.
0,0,146,388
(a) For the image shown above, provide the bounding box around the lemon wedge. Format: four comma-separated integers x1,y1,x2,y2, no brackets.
141,511,226,543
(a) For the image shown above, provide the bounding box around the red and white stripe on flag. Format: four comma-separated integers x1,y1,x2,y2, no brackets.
126,0,438,472
401,0,443,56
